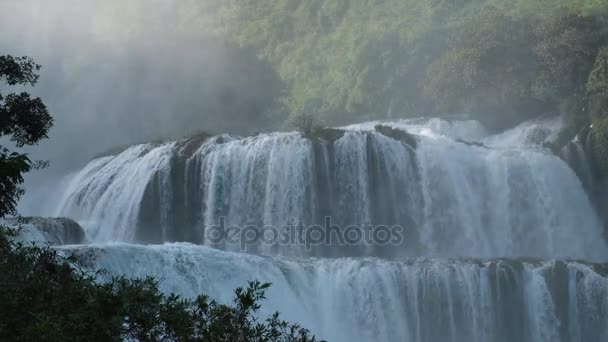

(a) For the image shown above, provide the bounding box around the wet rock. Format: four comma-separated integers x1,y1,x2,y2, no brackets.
374,125,417,149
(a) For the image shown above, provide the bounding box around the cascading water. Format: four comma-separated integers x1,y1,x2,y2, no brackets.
2,217,85,245
56,118,607,260
65,243,608,342
56,143,177,242
40,117,608,341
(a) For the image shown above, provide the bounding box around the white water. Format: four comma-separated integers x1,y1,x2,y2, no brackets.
64,243,608,342
25,117,608,341
57,143,176,242
2,217,84,245
53,118,607,260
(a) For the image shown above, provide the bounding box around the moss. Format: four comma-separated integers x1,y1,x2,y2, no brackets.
589,95,608,120
591,116,608,179
587,49,608,175
587,47,608,96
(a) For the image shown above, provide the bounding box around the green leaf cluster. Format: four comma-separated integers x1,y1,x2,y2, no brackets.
0,226,322,342
0,55,53,217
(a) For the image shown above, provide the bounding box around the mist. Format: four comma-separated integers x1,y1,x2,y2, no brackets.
2,2,608,341
0,0,285,214
0,0,281,173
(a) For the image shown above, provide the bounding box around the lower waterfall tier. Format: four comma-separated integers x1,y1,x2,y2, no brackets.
65,243,608,342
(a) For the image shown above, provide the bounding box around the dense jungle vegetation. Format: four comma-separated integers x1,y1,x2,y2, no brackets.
101,0,608,175
214,1,608,132
3,1,608,171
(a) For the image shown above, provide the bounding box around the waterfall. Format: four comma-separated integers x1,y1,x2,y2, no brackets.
56,143,176,242
41,117,608,341
55,118,607,260
63,243,608,342
2,217,85,245
561,139,594,191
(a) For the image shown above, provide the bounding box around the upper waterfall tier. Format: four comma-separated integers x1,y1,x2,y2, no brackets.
55,118,608,260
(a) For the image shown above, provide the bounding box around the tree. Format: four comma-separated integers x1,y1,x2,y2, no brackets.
287,112,323,138
587,46,608,121
424,5,543,129
0,55,53,218
0,55,320,341
532,11,608,146
0,227,322,341
534,12,606,101
587,47,608,97
588,47,608,178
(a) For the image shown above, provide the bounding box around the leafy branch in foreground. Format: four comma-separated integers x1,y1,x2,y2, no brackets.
0,226,322,342
0,55,53,217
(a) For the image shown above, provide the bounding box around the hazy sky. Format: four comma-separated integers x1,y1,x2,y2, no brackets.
1,1,280,164
0,1,281,213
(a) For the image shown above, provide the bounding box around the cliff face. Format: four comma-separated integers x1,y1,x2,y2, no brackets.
586,130,608,237
561,130,608,238
595,181,608,238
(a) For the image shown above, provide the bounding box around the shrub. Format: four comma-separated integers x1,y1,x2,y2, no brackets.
287,113,323,138
0,226,322,342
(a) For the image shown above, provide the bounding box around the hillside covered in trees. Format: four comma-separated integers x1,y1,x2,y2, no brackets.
215,1,608,129
113,0,608,175
3,0,608,176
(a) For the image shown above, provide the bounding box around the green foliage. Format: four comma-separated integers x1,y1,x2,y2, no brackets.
0,56,41,86
0,92,52,147
587,47,608,96
0,56,52,147
0,150,31,218
287,112,323,138
424,4,543,128
484,0,608,19
592,116,608,178
535,12,606,100
8,1,606,133
587,47,608,133
0,226,322,342
217,0,469,122
590,95,608,121
0,55,53,217
211,0,608,131
8,2,608,134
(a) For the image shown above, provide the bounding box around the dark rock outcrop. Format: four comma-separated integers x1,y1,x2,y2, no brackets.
3,217,86,245
594,180,608,239
27,217,86,244
312,128,346,143
374,125,417,149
